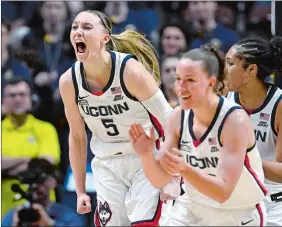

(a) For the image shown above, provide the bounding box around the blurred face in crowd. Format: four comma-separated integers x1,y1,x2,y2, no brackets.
188,1,218,22
70,12,110,61
216,4,235,27
225,46,253,92
41,1,68,30
3,82,32,115
161,26,187,56
2,24,9,52
162,56,179,96
31,176,56,206
175,58,215,110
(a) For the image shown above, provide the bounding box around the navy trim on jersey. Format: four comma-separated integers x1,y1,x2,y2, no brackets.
188,96,224,147
246,142,256,153
71,63,79,104
234,85,278,115
120,54,138,101
178,110,185,149
271,94,282,136
217,106,242,147
79,51,116,95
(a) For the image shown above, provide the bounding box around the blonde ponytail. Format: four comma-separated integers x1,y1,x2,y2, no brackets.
108,30,161,85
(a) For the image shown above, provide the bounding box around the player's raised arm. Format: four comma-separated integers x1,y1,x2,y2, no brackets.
59,69,91,213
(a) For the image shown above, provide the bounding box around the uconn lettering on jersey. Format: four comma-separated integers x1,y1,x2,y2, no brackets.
254,130,267,143
185,154,219,169
79,101,130,117
180,143,219,169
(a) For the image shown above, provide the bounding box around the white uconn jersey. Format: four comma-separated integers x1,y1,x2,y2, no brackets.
179,96,267,209
227,85,282,185
72,51,164,158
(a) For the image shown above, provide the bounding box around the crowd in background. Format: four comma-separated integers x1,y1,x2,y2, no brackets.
1,1,281,226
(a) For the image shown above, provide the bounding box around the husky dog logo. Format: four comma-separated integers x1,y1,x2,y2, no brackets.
98,201,112,226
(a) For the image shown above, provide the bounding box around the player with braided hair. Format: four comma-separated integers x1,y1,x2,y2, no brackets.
226,36,282,226
130,45,267,226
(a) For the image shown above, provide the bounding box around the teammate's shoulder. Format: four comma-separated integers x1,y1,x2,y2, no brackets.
276,96,282,115
122,57,148,83
224,107,250,127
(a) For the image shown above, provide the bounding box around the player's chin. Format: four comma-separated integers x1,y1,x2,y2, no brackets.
179,98,193,110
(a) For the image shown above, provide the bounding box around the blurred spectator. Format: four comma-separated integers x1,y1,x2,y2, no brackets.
159,1,189,24
182,1,239,53
21,1,75,96
15,48,55,123
2,18,32,88
104,1,160,43
247,1,272,39
2,158,86,226
1,77,60,216
216,2,237,30
159,22,191,59
275,74,282,89
161,55,180,108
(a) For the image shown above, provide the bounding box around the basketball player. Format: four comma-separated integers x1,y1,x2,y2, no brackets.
226,36,282,226
59,10,177,226
129,45,267,226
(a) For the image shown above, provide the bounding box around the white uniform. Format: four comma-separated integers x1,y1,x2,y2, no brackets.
72,51,169,226
168,96,267,226
227,85,282,226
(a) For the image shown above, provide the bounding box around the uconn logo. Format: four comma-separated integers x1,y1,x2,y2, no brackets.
185,154,219,169
79,101,129,117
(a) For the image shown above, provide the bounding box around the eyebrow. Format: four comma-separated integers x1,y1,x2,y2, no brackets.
72,21,93,26
175,73,195,78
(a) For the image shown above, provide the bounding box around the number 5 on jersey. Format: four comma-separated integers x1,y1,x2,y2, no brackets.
101,119,119,136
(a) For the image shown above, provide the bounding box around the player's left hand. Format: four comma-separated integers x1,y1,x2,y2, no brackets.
129,123,155,158
160,148,187,175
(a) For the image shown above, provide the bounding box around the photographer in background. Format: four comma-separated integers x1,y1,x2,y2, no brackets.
2,158,86,226
1,77,60,216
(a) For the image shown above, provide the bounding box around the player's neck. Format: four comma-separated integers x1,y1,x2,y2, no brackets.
238,79,268,111
83,51,112,81
192,93,219,127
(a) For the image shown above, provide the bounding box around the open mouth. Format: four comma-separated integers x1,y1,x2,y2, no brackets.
181,95,191,100
76,42,86,54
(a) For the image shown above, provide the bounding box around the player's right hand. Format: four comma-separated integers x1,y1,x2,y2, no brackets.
129,124,155,157
160,176,181,203
77,193,92,214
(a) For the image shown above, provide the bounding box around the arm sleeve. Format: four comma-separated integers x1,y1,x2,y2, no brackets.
141,89,174,135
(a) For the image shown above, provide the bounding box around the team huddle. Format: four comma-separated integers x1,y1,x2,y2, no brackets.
59,10,282,226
